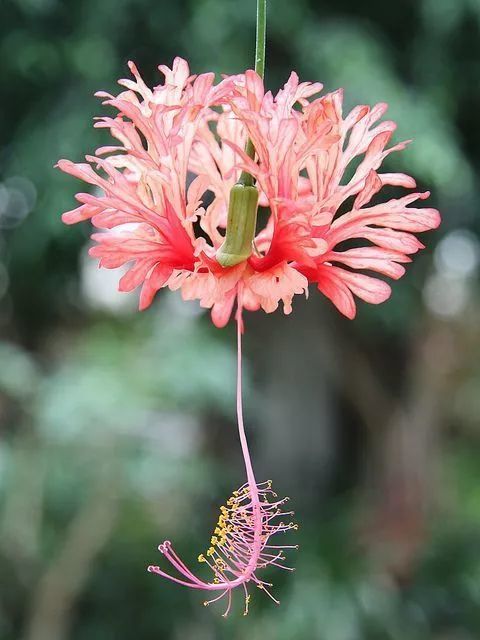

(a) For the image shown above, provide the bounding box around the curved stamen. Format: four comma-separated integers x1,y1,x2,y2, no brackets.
147,296,297,614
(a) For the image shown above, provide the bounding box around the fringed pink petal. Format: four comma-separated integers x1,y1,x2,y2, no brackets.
139,264,173,310
325,247,411,280
330,267,392,305
61,202,102,225
317,265,357,319
211,290,237,328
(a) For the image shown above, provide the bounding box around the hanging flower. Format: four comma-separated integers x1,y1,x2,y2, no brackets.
57,57,440,326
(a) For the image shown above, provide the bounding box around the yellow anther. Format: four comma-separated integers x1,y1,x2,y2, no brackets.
207,547,215,556
203,601,209,607
198,553,206,563
244,593,251,616
211,536,218,546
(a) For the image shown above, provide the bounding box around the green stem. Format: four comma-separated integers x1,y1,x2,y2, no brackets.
254,0,267,81
239,0,267,187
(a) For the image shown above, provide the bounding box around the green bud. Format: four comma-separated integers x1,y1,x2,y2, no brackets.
216,183,259,267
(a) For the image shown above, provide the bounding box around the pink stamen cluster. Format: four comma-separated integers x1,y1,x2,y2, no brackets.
148,479,297,616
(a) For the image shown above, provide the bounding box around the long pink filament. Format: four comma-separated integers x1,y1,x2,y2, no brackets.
234,292,263,580
147,288,297,611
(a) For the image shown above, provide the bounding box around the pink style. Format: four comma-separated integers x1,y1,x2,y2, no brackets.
148,302,298,616
57,57,440,326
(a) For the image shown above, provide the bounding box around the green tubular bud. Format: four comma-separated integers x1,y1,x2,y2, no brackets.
216,183,259,267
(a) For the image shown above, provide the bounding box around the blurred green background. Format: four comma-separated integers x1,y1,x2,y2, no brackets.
1,0,480,638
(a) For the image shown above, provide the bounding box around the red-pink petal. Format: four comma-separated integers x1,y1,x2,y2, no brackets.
326,247,410,280
317,266,357,319
139,264,173,310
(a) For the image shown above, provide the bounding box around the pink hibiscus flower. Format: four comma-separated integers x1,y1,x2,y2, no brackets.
57,57,440,327
56,56,440,614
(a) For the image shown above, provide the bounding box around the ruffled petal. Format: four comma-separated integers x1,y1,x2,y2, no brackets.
317,265,391,317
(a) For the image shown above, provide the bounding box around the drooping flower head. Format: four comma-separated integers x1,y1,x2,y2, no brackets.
57,57,440,327
56,56,440,614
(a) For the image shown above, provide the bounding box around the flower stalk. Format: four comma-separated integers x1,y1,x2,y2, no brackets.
240,0,267,180
217,0,267,268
